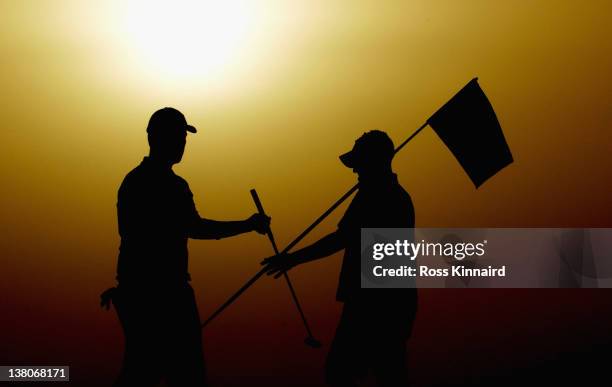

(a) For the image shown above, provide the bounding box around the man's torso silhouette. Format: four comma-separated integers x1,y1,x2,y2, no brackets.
113,156,206,387
117,156,198,284
327,172,417,387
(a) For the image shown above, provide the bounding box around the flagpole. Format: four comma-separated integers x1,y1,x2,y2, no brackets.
202,122,430,328
394,121,429,154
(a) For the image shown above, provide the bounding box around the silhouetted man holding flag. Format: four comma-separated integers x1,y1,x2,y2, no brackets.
263,130,417,387
102,107,270,387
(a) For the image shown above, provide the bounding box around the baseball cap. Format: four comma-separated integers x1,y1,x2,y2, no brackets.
146,107,197,135
340,130,395,168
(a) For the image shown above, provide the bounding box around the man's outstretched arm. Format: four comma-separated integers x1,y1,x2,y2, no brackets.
261,231,344,277
189,214,270,240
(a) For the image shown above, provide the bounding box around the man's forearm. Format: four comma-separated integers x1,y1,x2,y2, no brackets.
290,231,344,266
189,218,252,239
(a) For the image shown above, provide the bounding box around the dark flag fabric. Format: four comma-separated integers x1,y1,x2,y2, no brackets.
427,78,513,188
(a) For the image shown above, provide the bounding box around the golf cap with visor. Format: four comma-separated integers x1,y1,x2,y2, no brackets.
340,130,395,168
146,107,197,136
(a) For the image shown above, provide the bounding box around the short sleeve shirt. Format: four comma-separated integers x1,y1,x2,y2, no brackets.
116,157,200,285
336,174,415,302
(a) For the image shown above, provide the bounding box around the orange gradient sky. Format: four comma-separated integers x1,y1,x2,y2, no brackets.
1,1,611,386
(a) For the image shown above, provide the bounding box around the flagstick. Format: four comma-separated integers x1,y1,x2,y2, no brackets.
202,122,430,328
394,121,429,154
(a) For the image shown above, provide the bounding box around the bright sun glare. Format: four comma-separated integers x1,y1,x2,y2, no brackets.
123,0,256,83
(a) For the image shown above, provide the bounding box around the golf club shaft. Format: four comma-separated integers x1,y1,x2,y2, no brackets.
250,189,279,253
250,189,316,339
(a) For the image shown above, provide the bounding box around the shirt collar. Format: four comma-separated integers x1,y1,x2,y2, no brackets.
141,156,174,172
358,172,398,190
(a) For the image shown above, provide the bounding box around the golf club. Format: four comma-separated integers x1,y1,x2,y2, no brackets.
250,189,321,349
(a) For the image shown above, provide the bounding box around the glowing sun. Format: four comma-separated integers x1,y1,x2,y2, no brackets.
123,0,257,83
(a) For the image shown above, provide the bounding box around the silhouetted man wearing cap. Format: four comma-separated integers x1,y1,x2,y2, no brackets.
103,107,270,387
263,130,417,387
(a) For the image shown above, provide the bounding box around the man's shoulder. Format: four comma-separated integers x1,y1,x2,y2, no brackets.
119,162,189,187
119,162,147,188
117,164,145,202
361,180,413,205
395,182,413,204
393,182,414,216
171,173,189,188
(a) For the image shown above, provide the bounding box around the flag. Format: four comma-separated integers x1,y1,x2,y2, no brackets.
427,78,513,188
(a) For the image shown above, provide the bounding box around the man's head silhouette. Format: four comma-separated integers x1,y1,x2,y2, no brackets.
147,107,197,166
340,130,395,179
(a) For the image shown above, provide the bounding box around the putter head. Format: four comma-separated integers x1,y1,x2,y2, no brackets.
304,336,322,348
